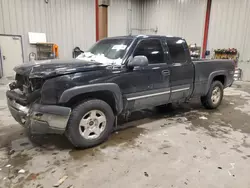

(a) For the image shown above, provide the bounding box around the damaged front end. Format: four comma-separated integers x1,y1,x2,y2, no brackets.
7,74,42,106
7,74,71,134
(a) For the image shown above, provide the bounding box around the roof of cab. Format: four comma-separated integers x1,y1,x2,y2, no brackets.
102,35,183,40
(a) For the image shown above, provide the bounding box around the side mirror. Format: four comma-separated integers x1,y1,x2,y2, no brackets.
127,56,149,67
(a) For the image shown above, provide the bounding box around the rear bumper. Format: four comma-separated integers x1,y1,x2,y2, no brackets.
7,97,71,134
227,70,235,87
227,75,234,87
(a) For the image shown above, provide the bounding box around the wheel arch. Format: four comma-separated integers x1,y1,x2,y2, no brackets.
59,83,123,115
205,71,227,95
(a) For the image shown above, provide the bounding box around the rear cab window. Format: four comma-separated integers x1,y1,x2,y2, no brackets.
166,38,188,64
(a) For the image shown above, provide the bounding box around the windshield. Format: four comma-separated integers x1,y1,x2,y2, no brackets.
89,39,132,59
76,38,133,65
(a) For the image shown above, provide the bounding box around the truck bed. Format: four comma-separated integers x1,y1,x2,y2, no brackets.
192,59,235,96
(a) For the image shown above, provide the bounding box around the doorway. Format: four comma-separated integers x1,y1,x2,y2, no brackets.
0,35,23,78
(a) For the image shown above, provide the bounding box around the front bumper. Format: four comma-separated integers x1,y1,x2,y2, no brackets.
7,97,71,134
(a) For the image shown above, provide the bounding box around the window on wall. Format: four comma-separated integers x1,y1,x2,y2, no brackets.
133,39,165,64
166,38,187,63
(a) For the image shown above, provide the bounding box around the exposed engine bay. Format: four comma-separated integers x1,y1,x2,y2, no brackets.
7,74,44,106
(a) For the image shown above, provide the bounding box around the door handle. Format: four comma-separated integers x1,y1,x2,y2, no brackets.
162,70,170,76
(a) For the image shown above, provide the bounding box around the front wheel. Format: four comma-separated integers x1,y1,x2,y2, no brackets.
201,81,224,109
66,99,115,148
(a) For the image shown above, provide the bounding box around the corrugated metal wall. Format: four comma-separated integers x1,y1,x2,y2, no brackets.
108,0,142,37
140,0,207,46
108,0,129,36
0,0,95,61
2,0,249,64
207,0,250,61
130,0,143,35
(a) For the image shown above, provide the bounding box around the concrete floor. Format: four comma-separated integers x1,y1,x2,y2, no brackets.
1,80,250,188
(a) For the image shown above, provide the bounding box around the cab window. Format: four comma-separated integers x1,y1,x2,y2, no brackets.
166,38,187,63
133,39,165,64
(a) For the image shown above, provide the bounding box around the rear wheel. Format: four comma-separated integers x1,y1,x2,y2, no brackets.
201,81,224,109
66,99,115,148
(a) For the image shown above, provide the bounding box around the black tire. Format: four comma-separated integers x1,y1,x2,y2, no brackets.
201,81,224,109
66,99,115,148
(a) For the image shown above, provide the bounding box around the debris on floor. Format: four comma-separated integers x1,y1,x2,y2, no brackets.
199,116,208,120
18,169,25,174
230,163,235,169
8,149,15,155
53,175,68,187
228,163,235,176
11,137,34,151
36,184,44,188
176,117,188,123
27,173,39,181
144,172,149,177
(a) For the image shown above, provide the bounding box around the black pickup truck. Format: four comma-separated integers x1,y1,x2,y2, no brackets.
7,35,234,148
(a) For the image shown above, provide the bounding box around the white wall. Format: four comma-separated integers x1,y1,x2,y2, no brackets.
108,0,142,37
140,0,207,46
108,0,206,46
207,0,250,62
238,62,250,81
108,0,129,36
0,0,96,61
108,0,250,62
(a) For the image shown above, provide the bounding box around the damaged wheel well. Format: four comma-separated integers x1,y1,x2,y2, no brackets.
65,91,118,114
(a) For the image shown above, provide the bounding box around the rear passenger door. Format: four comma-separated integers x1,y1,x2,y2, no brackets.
165,38,194,102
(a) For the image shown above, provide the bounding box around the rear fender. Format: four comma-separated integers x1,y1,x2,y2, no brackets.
205,70,227,94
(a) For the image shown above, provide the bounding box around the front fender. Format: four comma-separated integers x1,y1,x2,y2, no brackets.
59,83,123,114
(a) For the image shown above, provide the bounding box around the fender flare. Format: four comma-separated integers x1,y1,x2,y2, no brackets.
205,70,228,94
59,83,123,114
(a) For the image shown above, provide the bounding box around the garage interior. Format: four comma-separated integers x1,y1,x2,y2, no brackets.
0,0,249,79
0,0,250,187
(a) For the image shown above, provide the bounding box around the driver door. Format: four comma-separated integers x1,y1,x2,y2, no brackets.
124,38,171,110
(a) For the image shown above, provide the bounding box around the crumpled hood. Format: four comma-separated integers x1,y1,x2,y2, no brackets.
14,59,108,79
